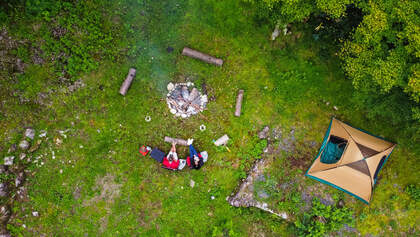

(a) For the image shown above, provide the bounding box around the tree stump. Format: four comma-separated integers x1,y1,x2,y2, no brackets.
119,68,136,96
235,90,244,117
182,47,223,66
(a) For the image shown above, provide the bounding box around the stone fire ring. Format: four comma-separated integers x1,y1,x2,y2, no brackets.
166,82,208,118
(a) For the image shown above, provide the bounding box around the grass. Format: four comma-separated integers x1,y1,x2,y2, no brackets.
0,0,418,236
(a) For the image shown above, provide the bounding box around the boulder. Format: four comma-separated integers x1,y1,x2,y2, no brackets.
18,140,30,150
24,128,35,140
3,157,14,166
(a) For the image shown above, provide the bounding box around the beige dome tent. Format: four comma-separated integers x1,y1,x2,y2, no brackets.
306,118,396,204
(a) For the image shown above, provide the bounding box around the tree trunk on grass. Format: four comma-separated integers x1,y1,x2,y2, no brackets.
119,68,136,96
164,137,188,146
235,90,244,117
182,47,223,66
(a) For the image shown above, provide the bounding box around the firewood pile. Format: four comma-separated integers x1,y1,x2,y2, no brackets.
166,82,207,118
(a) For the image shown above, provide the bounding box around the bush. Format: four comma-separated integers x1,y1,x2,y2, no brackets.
294,198,354,237
405,184,420,202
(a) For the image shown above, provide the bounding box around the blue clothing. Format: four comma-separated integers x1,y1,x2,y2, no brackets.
189,144,199,158
189,144,203,169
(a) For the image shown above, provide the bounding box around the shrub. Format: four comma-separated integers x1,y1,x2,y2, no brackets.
294,198,354,237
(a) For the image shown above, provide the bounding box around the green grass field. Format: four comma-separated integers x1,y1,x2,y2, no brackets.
0,0,418,236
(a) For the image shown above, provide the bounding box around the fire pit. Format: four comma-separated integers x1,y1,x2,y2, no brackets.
166,82,207,118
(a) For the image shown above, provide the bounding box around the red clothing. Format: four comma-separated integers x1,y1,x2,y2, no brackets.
162,157,180,169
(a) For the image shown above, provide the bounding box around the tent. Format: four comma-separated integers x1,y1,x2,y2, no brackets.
306,118,396,204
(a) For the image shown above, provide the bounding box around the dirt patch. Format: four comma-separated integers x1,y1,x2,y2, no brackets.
83,174,122,233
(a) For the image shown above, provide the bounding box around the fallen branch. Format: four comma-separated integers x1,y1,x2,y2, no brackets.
235,90,244,117
119,68,136,96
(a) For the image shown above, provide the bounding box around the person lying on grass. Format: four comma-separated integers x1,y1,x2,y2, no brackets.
187,139,204,170
162,142,180,169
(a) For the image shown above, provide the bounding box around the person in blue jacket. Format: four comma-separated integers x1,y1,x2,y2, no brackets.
187,139,204,170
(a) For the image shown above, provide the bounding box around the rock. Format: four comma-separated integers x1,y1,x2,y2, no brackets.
320,194,334,206
167,82,174,91
38,130,47,138
0,166,6,174
337,199,345,208
0,183,8,197
19,140,30,150
55,137,62,146
32,211,39,217
3,156,14,166
170,109,176,114
257,190,270,199
258,126,270,139
0,205,11,224
190,179,195,188
271,24,280,41
24,128,35,140
29,140,42,153
181,86,189,100
15,173,25,187
7,144,16,153
19,153,26,160
279,212,288,220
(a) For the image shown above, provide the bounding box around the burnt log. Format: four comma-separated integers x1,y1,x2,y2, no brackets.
234,90,244,117
182,47,223,66
164,137,188,146
119,68,136,96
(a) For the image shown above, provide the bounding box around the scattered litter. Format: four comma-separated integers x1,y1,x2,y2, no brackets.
79,145,83,149
145,116,151,122
59,169,63,174
32,211,39,217
190,179,195,188
333,106,338,111
211,196,215,200
200,124,206,131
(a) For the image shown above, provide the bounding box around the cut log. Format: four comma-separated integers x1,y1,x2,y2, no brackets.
234,90,244,117
188,88,199,101
182,47,223,66
214,134,229,146
164,136,188,146
119,68,136,96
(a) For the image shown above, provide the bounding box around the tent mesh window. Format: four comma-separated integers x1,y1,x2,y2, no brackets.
374,156,387,180
346,160,371,176
356,143,379,158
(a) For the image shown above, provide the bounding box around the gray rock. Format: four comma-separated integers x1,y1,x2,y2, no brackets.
256,174,266,182
15,173,25,187
0,183,8,197
320,194,334,206
32,211,39,217
257,190,270,199
24,128,35,140
190,179,195,188
258,126,270,139
0,166,5,174
19,153,26,160
3,156,14,166
19,140,30,150
7,144,16,153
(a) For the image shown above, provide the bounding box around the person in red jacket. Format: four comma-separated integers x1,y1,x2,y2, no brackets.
162,143,180,170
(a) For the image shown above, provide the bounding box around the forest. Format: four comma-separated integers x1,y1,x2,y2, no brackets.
0,0,418,236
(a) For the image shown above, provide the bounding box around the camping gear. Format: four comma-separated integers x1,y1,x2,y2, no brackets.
150,148,165,163
306,118,396,204
200,151,208,163
178,159,187,170
320,136,347,164
139,145,151,156
182,47,223,66
119,68,136,95
214,135,229,146
235,90,244,117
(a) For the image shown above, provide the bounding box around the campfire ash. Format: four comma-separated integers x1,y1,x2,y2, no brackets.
166,82,207,118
